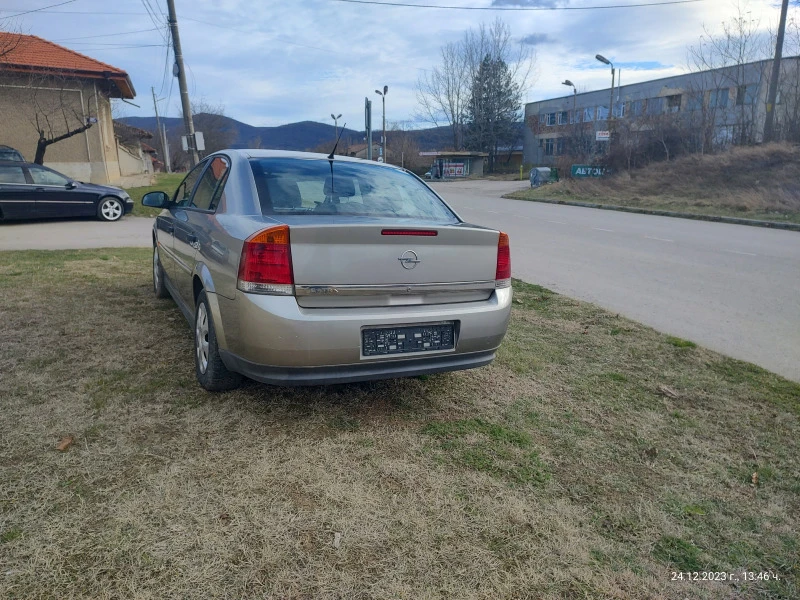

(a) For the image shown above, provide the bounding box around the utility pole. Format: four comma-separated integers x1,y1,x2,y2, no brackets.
162,123,171,173
375,85,387,162
763,0,789,143
365,97,373,161
166,0,199,167
151,87,170,173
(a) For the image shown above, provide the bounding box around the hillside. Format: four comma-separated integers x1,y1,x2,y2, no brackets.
119,115,455,152
509,143,800,224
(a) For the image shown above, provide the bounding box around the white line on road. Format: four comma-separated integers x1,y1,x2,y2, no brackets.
725,249,758,257
486,210,500,214
644,235,674,242
592,227,614,232
546,220,567,224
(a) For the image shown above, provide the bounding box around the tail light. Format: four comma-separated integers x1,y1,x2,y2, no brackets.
237,225,294,295
495,231,511,288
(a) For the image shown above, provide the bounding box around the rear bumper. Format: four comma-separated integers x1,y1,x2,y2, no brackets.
215,286,511,374
220,348,496,386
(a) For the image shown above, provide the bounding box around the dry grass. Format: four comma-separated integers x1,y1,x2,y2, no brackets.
509,143,800,223
1,249,798,599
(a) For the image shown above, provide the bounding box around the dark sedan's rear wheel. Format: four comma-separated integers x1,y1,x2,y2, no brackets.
97,196,124,221
152,245,169,299
194,290,242,391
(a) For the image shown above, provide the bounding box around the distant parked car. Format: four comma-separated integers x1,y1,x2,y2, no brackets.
0,160,133,221
0,145,24,161
143,150,512,391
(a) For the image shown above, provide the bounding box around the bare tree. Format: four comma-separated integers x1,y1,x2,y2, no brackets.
415,41,469,150
415,18,535,154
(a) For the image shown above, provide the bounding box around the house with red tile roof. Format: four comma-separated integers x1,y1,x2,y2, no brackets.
0,31,140,185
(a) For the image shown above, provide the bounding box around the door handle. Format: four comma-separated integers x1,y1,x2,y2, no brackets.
188,234,200,250
35,187,45,192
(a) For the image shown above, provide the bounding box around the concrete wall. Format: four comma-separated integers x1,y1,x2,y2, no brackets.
0,73,122,184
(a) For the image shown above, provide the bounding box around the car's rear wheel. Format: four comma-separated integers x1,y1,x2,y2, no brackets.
194,290,242,391
97,196,124,221
152,245,169,299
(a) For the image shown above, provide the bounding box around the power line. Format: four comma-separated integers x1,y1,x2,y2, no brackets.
52,27,161,41
1,0,77,19
181,16,336,53
327,0,703,10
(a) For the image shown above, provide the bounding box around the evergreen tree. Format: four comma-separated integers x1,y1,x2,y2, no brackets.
464,55,522,172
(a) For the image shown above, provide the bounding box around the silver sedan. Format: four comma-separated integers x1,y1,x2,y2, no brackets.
143,150,511,390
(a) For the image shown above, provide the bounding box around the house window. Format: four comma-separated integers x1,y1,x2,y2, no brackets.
538,138,543,147
667,95,681,112
546,112,557,126
710,88,729,108
647,97,664,115
736,84,757,106
583,106,595,122
539,113,547,124
558,111,569,125
544,138,554,156
556,138,565,155
597,105,609,121
613,102,625,118
630,100,644,116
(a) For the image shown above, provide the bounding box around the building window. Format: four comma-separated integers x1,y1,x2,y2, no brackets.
613,102,625,118
558,111,569,125
596,105,609,121
736,84,757,106
556,138,565,155
667,95,681,112
583,106,595,122
630,99,644,116
710,88,729,108
686,94,703,111
538,138,543,147
546,112,557,126
647,97,664,115
544,138,554,156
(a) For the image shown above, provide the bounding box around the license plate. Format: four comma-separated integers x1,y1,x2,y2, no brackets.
362,323,455,356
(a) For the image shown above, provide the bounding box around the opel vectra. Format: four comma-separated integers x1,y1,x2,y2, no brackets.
143,150,511,390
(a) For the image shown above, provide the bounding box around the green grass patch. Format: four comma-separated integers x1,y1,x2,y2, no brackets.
666,335,697,348
124,172,185,217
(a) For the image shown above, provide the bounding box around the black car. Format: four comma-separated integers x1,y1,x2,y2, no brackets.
0,160,134,222
0,146,24,161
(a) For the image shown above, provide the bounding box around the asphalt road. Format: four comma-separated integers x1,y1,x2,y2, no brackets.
431,180,800,382
3,181,798,381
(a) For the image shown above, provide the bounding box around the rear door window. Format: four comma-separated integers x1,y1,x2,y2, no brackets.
0,165,26,183
249,158,458,222
173,160,208,207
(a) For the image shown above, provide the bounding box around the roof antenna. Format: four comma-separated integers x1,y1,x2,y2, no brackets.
328,122,346,160
328,122,346,195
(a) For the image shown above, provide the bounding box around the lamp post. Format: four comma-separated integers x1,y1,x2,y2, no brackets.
330,113,342,142
374,85,388,162
595,54,615,156
562,79,577,115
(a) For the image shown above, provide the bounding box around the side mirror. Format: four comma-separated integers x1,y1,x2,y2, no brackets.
66,181,78,189
142,191,170,208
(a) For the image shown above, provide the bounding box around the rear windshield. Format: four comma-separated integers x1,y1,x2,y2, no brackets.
249,157,458,221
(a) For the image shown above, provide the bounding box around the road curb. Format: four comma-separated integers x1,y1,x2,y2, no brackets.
502,196,800,232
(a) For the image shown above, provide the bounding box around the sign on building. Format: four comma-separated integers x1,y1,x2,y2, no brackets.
595,131,610,141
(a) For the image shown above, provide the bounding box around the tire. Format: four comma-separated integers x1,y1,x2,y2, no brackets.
194,290,242,391
152,245,170,299
97,196,124,221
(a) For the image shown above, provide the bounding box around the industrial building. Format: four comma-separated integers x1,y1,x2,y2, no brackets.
523,56,800,166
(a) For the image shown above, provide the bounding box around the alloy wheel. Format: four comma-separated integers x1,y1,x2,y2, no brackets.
195,303,210,374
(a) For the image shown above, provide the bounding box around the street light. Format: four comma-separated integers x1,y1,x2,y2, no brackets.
331,113,342,141
562,79,577,115
596,54,615,155
374,85,388,162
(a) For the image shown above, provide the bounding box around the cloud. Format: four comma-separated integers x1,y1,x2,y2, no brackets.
520,33,552,45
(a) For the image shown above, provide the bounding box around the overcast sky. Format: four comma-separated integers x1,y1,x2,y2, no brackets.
1,0,791,129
